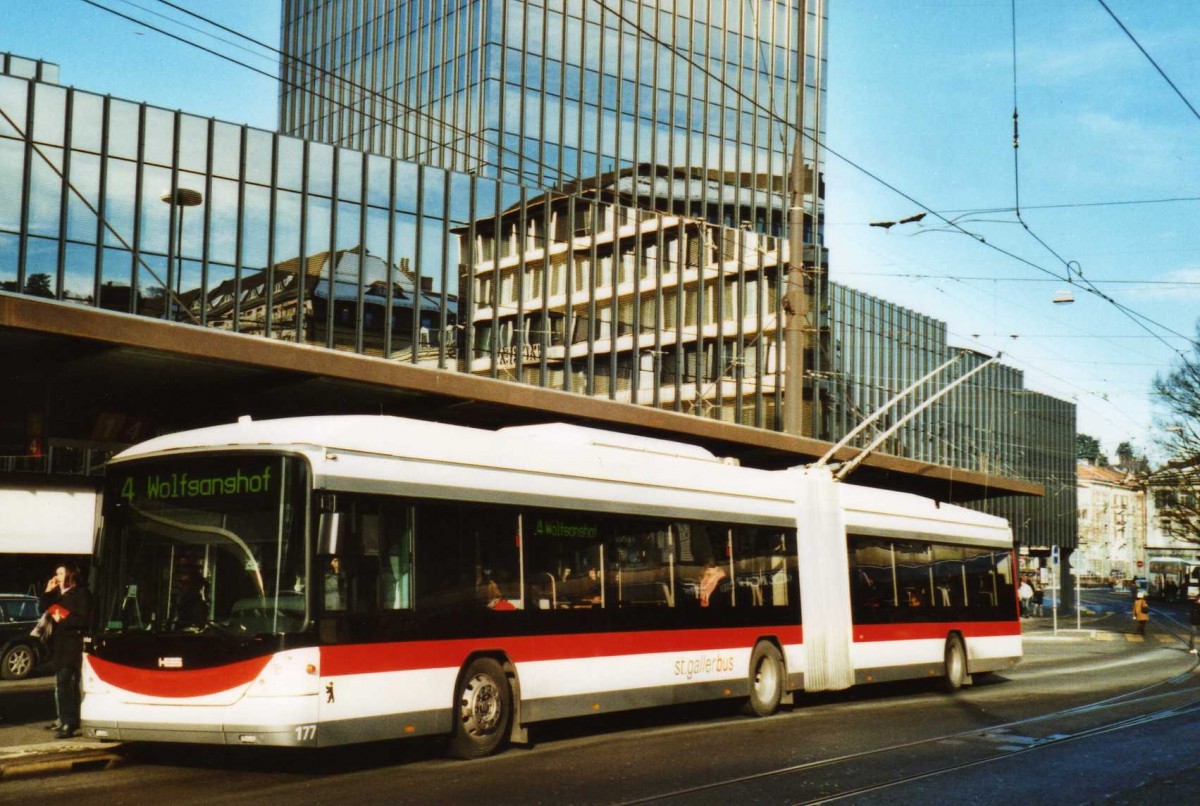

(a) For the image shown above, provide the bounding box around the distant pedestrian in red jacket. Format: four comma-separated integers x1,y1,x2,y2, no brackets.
1133,591,1149,637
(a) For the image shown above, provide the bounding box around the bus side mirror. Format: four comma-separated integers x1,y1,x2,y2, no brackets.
318,512,341,556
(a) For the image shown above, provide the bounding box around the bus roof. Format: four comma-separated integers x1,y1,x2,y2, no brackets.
111,415,1011,544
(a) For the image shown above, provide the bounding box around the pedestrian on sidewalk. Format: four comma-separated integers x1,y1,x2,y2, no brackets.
1031,581,1045,617
1018,577,1033,618
1189,594,1200,654
40,563,93,739
1133,591,1149,637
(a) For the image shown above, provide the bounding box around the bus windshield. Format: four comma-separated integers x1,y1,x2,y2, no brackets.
95,454,308,637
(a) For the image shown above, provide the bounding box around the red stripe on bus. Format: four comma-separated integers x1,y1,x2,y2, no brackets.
89,654,272,698
319,626,804,676
852,621,1021,643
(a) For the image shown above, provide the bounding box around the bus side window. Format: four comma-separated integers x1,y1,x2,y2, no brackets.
675,521,729,607
379,504,414,610
849,537,897,614
960,547,997,609
318,499,388,617
894,542,934,611
468,509,522,610
610,519,673,608
414,503,520,611
732,527,795,607
522,511,606,610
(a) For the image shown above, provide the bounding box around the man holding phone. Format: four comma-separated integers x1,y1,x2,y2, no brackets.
40,564,93,739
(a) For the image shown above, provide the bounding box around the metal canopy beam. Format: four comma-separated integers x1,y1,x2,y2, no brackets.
0,293,1041,501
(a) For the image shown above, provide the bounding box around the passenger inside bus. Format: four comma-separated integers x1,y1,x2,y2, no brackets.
478,569,519,610
856,570,883,606
555,567,602,608
324,557,347,611
698,559,727,607
173,573,209,629
478,569,502,606
577,568,602,606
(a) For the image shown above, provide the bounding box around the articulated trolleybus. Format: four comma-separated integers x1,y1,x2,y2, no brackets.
82,415,1021,757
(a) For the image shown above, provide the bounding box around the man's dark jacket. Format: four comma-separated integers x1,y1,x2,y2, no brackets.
41,584,94,670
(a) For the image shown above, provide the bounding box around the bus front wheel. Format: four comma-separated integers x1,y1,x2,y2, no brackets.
744,641,784,717
449,657,512,759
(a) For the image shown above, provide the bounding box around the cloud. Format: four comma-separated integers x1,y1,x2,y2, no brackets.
1118,263,1200,305
1131,266,1200,302
1025,39,1131,85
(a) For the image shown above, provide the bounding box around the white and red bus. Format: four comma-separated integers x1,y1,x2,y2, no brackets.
81,415,1021,757
1146,557,1200,602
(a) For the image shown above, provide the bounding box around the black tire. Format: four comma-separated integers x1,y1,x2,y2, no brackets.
448,657,512,759
1,643,36,681
743,641,784,717
943,634,967,692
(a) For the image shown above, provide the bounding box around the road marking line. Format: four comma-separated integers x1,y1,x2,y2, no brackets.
1009,651,1174,680
1125,634,1144,643
986,734,1038,745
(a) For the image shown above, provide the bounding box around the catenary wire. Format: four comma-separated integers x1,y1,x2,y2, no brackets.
590,0,1197,355
115,0,274,67
149,0,1200,357
1096,0,1200,124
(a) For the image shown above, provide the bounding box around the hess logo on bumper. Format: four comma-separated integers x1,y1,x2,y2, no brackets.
157,657,184,668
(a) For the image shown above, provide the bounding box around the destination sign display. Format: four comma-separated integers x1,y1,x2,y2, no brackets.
112,460,277,505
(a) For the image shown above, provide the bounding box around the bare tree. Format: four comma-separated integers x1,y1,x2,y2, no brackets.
1152,322,1200,544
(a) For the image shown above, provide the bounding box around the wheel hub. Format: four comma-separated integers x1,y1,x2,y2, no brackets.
754,658,779,698
7,647,32,678
461,673,502,735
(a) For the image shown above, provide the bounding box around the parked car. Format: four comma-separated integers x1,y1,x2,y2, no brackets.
0,593,45,680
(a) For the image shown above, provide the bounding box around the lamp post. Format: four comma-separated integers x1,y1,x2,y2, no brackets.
783,1,810,436
161,187,203,320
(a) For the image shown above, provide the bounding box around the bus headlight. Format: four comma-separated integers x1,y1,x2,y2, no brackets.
245,649,321,697
81,661,112,696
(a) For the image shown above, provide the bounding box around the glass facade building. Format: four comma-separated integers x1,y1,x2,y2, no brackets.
280,0,826,240
826,283,1077,549
280,0,831,433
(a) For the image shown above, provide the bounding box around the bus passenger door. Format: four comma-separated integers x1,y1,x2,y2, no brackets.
316,498,415,730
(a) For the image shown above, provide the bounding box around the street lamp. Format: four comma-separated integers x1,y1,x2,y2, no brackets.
1054,260,1082,305
161,187,203,320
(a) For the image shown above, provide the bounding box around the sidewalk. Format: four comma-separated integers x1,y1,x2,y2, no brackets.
0,677,123,780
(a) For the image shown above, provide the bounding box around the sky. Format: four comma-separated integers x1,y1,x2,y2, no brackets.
2,1,1197,464
823,2,1199,464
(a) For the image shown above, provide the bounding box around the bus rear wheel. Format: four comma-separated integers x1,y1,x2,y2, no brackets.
943,634,967,692
449,657,512,759
744,641,784,717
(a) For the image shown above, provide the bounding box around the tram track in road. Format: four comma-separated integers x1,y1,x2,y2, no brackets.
620,657,1200,806
802,696,1200,804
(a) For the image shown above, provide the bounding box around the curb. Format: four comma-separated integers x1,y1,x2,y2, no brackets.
0,745,125,780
